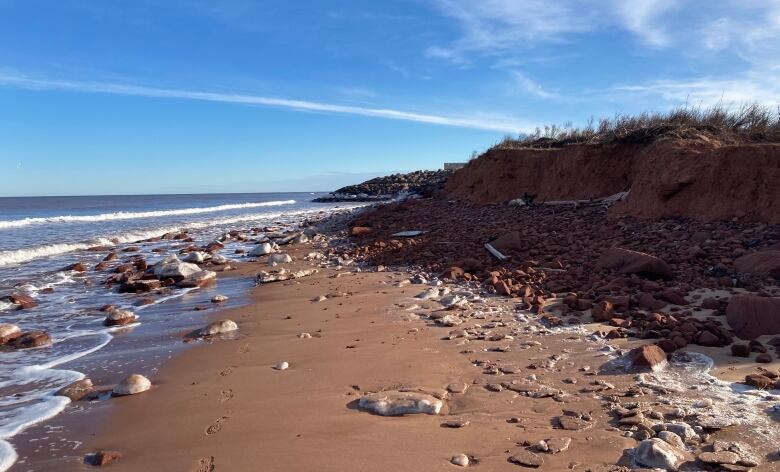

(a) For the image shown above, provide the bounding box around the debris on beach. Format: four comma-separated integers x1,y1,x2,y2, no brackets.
112,374,152,396
357,390,444,416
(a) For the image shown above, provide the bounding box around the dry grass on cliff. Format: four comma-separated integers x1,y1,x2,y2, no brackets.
494,103,780,150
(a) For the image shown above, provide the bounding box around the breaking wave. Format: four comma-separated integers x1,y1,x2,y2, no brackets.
0,200,296,230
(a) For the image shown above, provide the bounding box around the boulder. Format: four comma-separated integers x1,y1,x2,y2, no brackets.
104,309,137,327
734,250,780,279
56,378,94,401
267,253,293,265
591,300,614,321
210,254,228,264
358,390,443,416
153,255,201,279
1,293,37,310
182,252,207,263
628,344,667,371
199,320,238,336
597,247,672,280
113,374,151,396
176,270,217,288
11,331,52,349
0,323,22,344
731,343,751,357
62,262,86,272
633,438,685,470
249,243,274,256
726,295,780,339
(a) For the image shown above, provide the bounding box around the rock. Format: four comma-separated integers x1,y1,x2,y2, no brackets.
731,343,751,357
56,378,94,401
490,231,524,253
298,332,312,339
358,390,443,416
451,454,469,467
697,330,720,346
249,243,274,256
698,451,740,465
657,431,685,450
734,250,780,279
84,450,122,466
508,450,544,468
176,270,217,288
597,247,673,280
541,437,571,454
755,352,773,363
664,422,697,441
591,300,614,321
726,295,780,339
267,253,293,265
182,252,207,263
556,416,592,431
119,279,161,293
744,373,773,389
112,374,151,396
628,344,668,371
633,438,685,470
63,262,86,272
436,315,463,327
257,269,318,283
273,361,289,371
199,320,238,336
210,254,228,264
0,323,22,344
351,226,372,236
11,331,52,349
103,309,137,327
0,293,37,310
211,294,229,303
443,419,470,428
447,383,469,394
153,255,202,279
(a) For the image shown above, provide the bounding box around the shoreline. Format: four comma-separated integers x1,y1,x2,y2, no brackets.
12,242,780,470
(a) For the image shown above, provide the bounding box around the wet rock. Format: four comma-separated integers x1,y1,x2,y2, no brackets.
112,374,151,396
633,438,685,470
727,295,780,339
176,270,217,288
1,293,37,310
508,450,544,468
249,243,274,256
119,279,161,293
63,262,86,272
556,416,592,431
11,331,52,349
744,373,773,389
628,344,668,371
358,390,443,416
451,454,470,467
56,378,94,401
103,309,137,327
0,323,22,344
267,253,293,265
351,226,372,236
597,247,672,280
211,294,229,303
199,320,238,336
84,450,122,467
153,255,201,279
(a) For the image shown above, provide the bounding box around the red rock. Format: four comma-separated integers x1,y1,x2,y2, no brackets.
351,226,372,236
11,331,52,349
441,266,465,280
94,261,111,271
629,344,668,370
494,280,511,296
490,231,524,253
755,353,773,363
597,247,673,280
638,293,666,310
696,330,720,347
591,300,614,321
731,343,751,357
62,262,86,272
1,293,37,310
726,295,780,339
744,373,773,389
657,290,688,306
734,250,780,279
656,339,678,353
103,252,118,261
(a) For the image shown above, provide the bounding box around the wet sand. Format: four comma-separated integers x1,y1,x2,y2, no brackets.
15,248,780,471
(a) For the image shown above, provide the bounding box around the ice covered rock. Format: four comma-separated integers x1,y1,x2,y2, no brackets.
358,390,443,416
257,268,317,283
273,361,289,371
199,319,238,336
153,255,201,279
113,374,151,396
210,254,228,264
183,252,207,263
633,438,685,470
211,294,229,303
267,253,293,265
176,270,217,288
104,309,137,327
451,454,469,467
0,323,22,344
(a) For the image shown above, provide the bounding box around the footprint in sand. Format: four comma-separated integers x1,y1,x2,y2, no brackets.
205,416,229,435
219,388,234,403
194,456,215,472
219,367,233,377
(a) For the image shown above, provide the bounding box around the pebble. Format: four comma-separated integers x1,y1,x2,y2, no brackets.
274,361,290,371
298,333,312,339
211,294,229,303
113,374,151,396
508,450,544,468
451,454,469,467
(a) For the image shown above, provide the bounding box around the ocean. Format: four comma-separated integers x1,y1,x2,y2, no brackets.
0,193,364,470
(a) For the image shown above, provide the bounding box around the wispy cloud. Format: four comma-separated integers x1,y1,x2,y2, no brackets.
614,75,780,107
512,72,558,99
612,0,678,46
0,71,529,133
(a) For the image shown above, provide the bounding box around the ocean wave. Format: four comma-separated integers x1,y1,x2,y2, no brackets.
0,200,296,229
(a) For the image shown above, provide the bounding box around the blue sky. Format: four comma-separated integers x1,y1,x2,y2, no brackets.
1,0,779,196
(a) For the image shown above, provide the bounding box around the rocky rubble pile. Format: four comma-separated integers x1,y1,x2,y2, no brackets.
313,169,451,202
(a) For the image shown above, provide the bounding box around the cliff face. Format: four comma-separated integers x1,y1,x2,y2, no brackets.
444,139,780,223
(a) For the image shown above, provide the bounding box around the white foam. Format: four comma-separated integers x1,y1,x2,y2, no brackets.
0,200,296,229
0,440,17,472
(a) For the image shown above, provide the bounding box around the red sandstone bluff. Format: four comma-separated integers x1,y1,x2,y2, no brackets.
445,138,780,223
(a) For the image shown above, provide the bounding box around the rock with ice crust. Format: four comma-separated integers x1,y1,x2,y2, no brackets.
0,323,22,344
103,309,137,327
358,390,443,416
153,255,201,279
113,374,151,396
267,253,293,265
633,438,685,470
249,243,274,256
199,319,238,336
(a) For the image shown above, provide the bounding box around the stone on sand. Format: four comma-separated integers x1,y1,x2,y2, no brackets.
199,319,238,336
267,253,293,265
182,251,207,263
210,254,228,264
273,361,289,371
726,295,780,339
103,309,137,327
358,390,443,416
633,438,685,470
249,243,274,256
451,454,469,467
508,450,544,468
597,247,673,280
113,374,151,396
56,378,94,401
628,344,668,371
84,450,122,467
